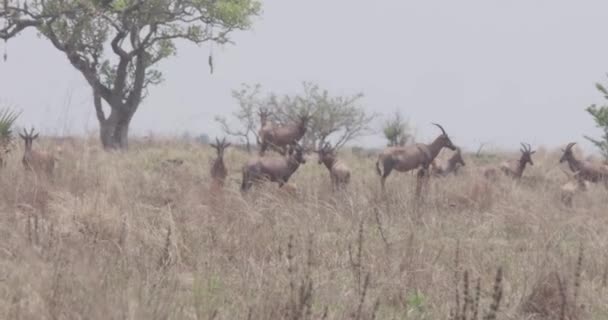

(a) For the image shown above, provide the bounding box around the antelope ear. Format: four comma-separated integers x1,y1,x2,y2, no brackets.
224,143,231,149
531,151,536,154
19,133,26,140
32,133,39,140
210,144,217,149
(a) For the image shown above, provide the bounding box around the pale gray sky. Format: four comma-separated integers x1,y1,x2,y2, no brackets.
1,0,608,152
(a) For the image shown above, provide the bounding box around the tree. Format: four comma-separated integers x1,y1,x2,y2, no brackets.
215,83,262,153
216,82,376,152
585,81,608,161
382,110,411,147
269,82,376,150
1,0,261,149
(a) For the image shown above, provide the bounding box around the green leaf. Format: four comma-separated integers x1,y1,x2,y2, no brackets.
0,107,21,142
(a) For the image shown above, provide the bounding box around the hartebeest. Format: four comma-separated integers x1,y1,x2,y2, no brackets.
316,142,351,190
258,110,310,156
20,128,56,176
485,143,535,179
431,147,466,177
241,143,307,192
559,142,608,186
210,137,231,188
375,123,457,190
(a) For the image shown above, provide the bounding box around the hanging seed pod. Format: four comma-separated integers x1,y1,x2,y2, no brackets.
3,0,7,62
208,54,213,74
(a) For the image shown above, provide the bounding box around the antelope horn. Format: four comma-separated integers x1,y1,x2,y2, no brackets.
566,142,576,150
29,127,35,136
432,123,447,136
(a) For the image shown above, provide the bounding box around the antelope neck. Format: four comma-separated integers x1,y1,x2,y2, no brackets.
322,156,336,170
426,137,446,161
515,158,528,177
566,156,582,172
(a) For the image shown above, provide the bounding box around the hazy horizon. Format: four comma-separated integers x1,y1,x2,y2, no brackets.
2,0,608,153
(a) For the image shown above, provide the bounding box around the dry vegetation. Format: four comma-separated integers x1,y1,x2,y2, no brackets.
1,137,607,319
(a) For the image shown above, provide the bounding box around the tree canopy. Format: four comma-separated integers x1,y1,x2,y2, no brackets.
586,81,608,161
218,82,376,152
1,0,261,149
268,82,376,150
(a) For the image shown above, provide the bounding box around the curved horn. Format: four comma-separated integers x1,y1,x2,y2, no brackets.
566,142,576,150
432,123,447,136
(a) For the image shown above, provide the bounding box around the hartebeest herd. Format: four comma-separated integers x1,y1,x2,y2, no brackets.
8,115,608,207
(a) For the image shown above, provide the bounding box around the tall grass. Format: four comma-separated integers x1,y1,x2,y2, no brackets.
0,138,607,319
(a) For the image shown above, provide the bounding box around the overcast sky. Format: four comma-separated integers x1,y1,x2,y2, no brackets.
1,0,608,152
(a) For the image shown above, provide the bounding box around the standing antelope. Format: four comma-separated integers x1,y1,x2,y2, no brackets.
241,143,307,192
258,110,310,156
316,142,351,190
375,123,457,191
210,137,231,189
20,128,56,176
484,143,536,179
559,142,608,186
431,147,466,177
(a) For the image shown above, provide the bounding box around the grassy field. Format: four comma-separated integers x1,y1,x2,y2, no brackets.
0,138,607,319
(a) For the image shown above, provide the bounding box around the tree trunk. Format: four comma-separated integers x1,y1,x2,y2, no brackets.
99,108,134,150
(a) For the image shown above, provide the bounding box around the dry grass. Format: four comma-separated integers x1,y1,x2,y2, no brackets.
0,138,607,319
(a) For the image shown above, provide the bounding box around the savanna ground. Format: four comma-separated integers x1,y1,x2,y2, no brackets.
0,137,607,320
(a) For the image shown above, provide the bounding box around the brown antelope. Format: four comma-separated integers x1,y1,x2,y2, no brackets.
431,147,466,177
483,143,535,179
258,110,310,156
375,123,456,191
241,142,307,192
210,137,231,188
559,142,608,186
316,142,351,190
20,128,56,176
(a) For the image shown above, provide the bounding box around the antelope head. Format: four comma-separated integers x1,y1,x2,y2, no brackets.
432,123,456,151
560,142,576,164
316,142,336,165
19,127,39,151
258,107,271,125
519,142,536,166
288,142,306,165
210,137,231,158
